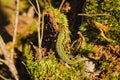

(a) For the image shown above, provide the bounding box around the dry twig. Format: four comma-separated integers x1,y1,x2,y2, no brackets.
29,0,44,59
36,0,42,59
28,0,39,15
40,13,44,52
78,13,111,17
59,0,65,11
11,0,19,60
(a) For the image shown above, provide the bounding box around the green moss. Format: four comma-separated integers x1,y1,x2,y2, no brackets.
82,0,120,45
28,21,37,32
105,72,120,80
23,43,86,80
19,1,30,12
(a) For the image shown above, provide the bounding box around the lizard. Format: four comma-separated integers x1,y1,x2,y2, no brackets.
56,24,87,64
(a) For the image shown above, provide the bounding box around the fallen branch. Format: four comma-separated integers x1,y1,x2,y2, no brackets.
0,58,6,64
0,36,10,60
0,74,10,80
0,36,19,80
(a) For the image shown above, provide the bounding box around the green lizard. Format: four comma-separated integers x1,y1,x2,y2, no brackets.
56,26,87,64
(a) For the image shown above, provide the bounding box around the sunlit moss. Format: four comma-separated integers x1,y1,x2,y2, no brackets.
82,0,120,45
23,46,86,80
